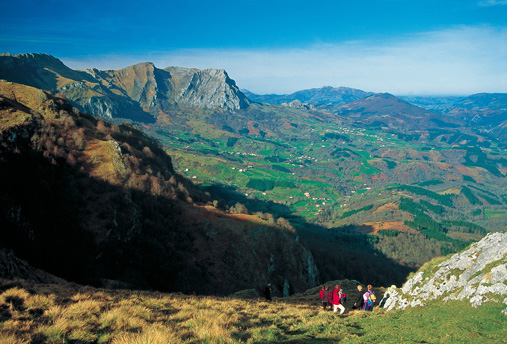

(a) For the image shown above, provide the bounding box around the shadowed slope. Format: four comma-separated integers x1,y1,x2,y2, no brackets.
0,80,315,295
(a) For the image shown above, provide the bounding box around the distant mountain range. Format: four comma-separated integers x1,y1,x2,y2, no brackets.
244,88,465,130
245,87,507,139
242,86,373,105
400,93,507,140
2,52,506,138
336,93,464,130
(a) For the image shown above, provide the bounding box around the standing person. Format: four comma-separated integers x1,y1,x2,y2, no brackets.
319,286,326,309
263,284,272,301
352,285,365,310
320,285,330,310
330,284,345,315
363,284,376,312
338,289,347,306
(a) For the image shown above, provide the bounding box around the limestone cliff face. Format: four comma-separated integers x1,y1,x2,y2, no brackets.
382,232,507,315
165,66,250,110
0,53,249,121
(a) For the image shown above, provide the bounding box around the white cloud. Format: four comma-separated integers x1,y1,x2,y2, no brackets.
478,0,507,6
63,26,507,96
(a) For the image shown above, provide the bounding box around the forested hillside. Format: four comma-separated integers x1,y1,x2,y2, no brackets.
0,81,321,295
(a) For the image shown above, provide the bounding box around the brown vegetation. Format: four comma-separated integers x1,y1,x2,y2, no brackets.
0,80,317,295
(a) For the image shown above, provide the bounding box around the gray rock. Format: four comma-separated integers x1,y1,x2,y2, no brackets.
383,232,507,315
281,99,315,110
166,66,250,111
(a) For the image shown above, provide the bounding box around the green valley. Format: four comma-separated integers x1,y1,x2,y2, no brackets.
141,101,507,272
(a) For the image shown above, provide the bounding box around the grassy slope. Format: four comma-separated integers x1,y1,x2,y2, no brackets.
0,279,505,344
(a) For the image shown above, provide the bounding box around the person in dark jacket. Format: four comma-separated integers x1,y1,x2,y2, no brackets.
352,284,365,310
263,284,272,301
319,285,330,310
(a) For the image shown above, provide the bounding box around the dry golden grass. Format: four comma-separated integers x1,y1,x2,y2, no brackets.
0,332,30,344
24,293,56,311
1,279,505,343
83,139,127,184
0,287,31,305
111,324,180,344
0,282,333,343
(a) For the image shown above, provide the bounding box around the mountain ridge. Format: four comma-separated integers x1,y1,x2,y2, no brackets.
0,53,250,122
336,92,464,130
243,85,373,105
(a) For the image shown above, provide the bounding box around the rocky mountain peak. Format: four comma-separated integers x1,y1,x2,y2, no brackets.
382,231,507,315
164,66,249,110
0,53,249,121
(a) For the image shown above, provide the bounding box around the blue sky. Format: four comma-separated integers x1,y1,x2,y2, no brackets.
1,0,506,95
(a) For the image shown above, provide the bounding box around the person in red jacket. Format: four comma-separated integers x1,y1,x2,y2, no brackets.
330,284,346,315
319,285,330,310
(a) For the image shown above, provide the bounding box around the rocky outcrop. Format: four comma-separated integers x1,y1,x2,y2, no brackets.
382,232,507,315
0,53,250,121
281,99,315,111
165,66,250,110
0,249,66,284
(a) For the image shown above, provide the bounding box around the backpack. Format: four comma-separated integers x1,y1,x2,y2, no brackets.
366,291,376,307
340,293,346,304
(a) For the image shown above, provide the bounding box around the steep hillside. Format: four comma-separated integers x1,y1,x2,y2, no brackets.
0,80,316,295
0,53,249,122
383,231,507,315
492,120,507,142
400,93,507,141
455,93,507,111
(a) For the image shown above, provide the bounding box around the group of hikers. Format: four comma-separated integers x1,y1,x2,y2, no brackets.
262,283,376,315
320,284,376,315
